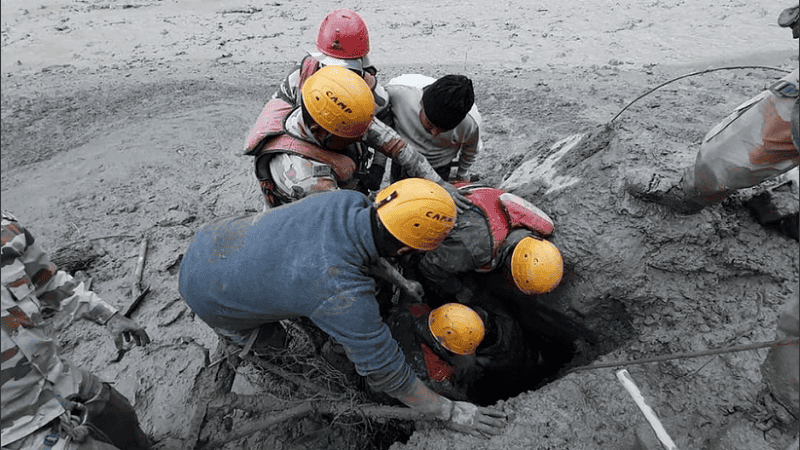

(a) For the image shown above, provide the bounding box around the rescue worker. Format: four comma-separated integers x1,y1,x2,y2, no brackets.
272,9,384,112
1,211,151,450
245,65,470,209
384,74,482,183
626,6,799,214
627,5,800,432
269,8,390,192
386,300,540,406
177,179,506,437
408,182,563,305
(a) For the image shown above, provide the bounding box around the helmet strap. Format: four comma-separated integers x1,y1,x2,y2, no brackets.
370,208,405,257
374,191,397,210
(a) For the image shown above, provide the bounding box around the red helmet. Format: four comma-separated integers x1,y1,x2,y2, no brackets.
316,9,370,60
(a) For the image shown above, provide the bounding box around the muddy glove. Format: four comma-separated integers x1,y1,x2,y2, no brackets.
445,401,507,438
106,313,150,349
441,182,472,212
401,279,425,303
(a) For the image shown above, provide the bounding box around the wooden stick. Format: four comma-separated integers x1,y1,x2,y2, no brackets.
240,354,342,398
616,369,677,450
132,237,148,297
197,400,427,449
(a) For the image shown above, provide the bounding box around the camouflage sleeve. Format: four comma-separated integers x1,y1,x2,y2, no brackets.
364,119,444,184
271,65,302,104
2,215,118,325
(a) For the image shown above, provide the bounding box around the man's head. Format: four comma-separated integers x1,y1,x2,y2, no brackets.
374,178,457,252
428,303,485,355
301,65,376,149
420,75,475,135
508,236,564,295
314,9,371,73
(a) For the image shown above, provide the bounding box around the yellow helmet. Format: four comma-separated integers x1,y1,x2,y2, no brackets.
301,65,376,138
375,178,457,251
428,303,485,356
510,237,564,295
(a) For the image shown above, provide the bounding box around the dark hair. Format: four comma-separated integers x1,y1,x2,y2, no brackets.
370,208,406,256
422,75,475,131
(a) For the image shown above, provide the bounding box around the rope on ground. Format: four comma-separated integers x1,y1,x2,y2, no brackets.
610,65,793,123
569,336,799,373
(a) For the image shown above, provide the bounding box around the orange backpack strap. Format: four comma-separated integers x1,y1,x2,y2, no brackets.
254,134,358,185
499,192,554,236
464,187,511,254
298,55,322,92
243,99,294,156
464,185,555,271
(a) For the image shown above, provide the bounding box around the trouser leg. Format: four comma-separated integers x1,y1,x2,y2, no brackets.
761,292,800,420
683,70,799,206
72,368,150,450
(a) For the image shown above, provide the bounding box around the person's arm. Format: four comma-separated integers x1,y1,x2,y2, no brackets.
271,64,302,104
393,378,507,437
455,130,481,180
311,283,505,437
364,119,471,210
366,257,424,302
8,218,149,348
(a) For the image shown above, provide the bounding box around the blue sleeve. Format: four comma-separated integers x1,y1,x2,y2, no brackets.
310,282,415,398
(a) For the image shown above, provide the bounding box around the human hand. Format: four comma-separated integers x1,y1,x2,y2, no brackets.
106,314,150,349
446,401,507,438
402,279,425,303
441,182,471,212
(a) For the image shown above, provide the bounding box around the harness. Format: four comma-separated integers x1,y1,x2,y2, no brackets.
297,55,377,92
407,304,455,382
456,183,555,271
243,99,362,205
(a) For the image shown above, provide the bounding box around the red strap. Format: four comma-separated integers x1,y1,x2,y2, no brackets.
421,343,455,382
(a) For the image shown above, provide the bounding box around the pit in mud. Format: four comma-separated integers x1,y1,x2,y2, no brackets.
202,269,635,450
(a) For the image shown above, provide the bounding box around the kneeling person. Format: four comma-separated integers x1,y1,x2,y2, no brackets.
178,179,506,437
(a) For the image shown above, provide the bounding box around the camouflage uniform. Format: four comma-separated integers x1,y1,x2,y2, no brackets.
1,211,147,450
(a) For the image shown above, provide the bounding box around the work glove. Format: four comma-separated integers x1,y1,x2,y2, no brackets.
445,401,507,438
106,314,150,349
401,279,425,303
441,182,472,212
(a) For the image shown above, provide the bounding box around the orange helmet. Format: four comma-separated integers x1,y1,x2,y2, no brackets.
301,65,376,138
374,179,457,251
428,303,485,355
316,9,370,61
510,237,564,295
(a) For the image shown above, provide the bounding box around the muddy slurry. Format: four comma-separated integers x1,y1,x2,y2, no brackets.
2,0,798,449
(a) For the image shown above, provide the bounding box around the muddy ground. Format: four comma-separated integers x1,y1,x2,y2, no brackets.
2,1,799,449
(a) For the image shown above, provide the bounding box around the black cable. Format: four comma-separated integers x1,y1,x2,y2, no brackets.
610,65,792,122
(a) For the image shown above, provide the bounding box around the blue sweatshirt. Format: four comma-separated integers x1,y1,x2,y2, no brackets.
178,190,415,397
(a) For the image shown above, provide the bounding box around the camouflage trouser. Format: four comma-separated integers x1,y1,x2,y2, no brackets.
682,69,799,205
4,368,149,450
